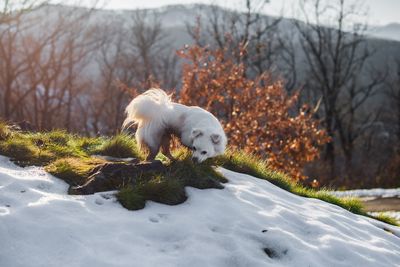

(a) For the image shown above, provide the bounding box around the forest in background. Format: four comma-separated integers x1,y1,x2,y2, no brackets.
0,0,399,189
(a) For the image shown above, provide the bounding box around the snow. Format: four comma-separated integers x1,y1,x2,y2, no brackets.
332,188,400,198
0,156,400,267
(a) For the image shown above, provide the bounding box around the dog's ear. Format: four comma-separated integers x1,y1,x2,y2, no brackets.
191,129,203,139
211,134,221,144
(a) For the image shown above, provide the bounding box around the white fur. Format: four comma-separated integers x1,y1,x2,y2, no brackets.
123,88,227,162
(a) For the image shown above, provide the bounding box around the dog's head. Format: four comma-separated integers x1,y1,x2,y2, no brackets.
190,128,227,163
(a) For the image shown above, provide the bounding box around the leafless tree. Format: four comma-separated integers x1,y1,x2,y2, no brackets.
187,0,282,78
89,17,132,135
0,0,42,119
276,25,299,92
386,59,400,152
91,9,179,135
294,0,387,180
0,2,99,132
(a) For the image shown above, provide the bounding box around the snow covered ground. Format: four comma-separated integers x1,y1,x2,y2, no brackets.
1,155,400,267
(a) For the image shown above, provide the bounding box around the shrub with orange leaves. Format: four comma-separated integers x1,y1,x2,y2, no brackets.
178,44,329,180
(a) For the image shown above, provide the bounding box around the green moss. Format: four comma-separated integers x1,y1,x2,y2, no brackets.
117,186,146,210
116,148,226,210
0,138,35,158
0,137,53,165
45,157,105,186
139,176,186,205
293,187,364,214
94,134,142,159
0,121,11,140
25,132,87,158
44,130,71,145
74,137,104,154
117,177,188,211
215,149,294,191
0,129,107,166
169,150,227,188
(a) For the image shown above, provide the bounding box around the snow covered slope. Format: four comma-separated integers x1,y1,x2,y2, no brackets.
0,155,399,267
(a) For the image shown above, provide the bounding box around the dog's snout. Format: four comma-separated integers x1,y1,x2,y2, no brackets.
192,157,199,163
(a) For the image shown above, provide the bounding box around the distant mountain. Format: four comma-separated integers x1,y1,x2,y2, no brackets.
34,4,400,50
27,4,400,103
367,23,400,42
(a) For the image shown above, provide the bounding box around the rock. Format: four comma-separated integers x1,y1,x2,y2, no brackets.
92,155,140,163
10,120,36,132
68,160,166,195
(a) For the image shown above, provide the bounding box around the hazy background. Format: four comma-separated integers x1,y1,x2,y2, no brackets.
73,0,400,25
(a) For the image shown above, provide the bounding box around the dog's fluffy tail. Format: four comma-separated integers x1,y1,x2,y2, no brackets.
122,88,172,130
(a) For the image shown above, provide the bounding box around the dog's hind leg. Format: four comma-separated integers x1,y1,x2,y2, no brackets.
146,146,159,161
136,124,162,161
136,140,158,161
144,135,162,161
161,134,175,161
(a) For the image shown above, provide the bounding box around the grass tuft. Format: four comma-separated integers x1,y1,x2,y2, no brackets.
368,213,399,226
117,177,190,210
116,148,226,210
0,129,105,165
44,130,71,145
94,134,142,159
0,121,12,141
137,176,186,205
117,186,146,210
0,137,54,165
45,157,105,186
215,149,294,191
73,136,104,153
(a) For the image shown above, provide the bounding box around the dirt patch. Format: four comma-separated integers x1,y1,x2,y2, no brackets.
361,197,400,212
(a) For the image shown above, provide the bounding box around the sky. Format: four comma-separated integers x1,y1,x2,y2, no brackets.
86,0,400,26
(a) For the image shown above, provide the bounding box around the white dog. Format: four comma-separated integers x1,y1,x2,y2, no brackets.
122,89,227,163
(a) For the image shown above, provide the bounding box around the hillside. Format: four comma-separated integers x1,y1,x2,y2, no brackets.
0,155,399,266
368,23,400,42
0,124,400,266
0,125,393,221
